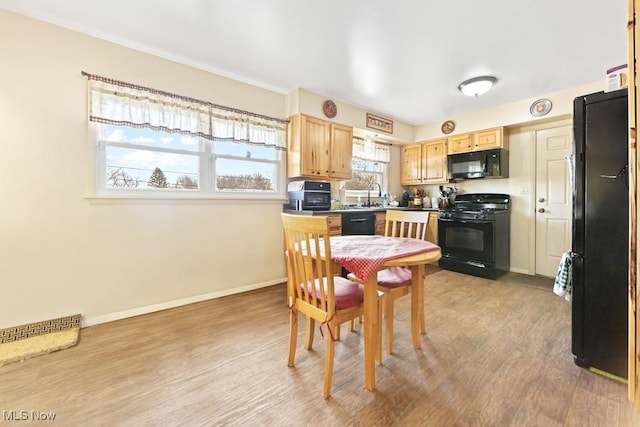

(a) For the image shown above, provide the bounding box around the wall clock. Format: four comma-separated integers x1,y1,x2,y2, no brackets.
441,120,456,134
323,100,337,118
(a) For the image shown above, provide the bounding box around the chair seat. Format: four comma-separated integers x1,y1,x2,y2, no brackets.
377,267,412,288
304,276,364,310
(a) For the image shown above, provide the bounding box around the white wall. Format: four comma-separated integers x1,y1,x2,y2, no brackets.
414,82,602,141
286,88,415,143
0,10,289,328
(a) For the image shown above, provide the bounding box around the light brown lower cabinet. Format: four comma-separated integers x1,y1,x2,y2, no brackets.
375,212,386,235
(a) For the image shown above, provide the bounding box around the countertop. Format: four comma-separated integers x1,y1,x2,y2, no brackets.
283,206,440,215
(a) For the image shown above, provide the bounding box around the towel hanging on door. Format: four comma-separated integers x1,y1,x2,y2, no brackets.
553,251,572,301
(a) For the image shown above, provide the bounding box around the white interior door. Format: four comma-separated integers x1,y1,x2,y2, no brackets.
535,125,573,277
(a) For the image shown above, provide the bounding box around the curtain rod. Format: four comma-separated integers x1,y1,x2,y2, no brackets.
81,71,289,125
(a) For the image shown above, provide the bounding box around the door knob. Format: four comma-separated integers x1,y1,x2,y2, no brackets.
538,197,545,202
538,208,546,213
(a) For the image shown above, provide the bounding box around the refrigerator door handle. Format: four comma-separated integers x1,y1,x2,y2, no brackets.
599,163,629,189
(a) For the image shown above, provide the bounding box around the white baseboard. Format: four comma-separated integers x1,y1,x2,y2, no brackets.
81,277,287,328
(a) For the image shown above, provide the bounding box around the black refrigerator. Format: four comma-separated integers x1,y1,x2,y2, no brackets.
572,89,628,380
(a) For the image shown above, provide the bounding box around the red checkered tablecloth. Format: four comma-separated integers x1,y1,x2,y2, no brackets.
329,235,440,282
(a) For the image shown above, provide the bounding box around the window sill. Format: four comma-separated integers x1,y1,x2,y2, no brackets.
84,194,287,205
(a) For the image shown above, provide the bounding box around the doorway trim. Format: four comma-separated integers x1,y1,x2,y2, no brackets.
509,117,572,276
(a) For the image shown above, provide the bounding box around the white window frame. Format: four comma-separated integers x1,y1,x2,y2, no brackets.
344,161,389,200
93,124,286,200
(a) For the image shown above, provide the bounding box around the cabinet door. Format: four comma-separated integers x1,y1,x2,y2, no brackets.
426,211,438,244
326,214,342,236
448,134,473,154
301,116,330,177
401,144,422,185
422,139,448,183
426,211,439,264
475,127,504,151
329,123,353,179
375,212,386,235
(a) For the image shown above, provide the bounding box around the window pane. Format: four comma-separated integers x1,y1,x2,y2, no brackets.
344,158,383,190
215,157,277,192
345,170,382,190
105,146,199,189
104,125,201,152
214,140,277,160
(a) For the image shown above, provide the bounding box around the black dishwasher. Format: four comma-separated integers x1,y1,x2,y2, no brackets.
341,211,376,236
341,211,376,277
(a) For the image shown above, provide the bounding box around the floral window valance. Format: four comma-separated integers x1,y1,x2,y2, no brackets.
352,136,390,163
82,71,287,150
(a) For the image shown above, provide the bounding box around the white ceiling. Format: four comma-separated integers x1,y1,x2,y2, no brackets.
0,0,628,126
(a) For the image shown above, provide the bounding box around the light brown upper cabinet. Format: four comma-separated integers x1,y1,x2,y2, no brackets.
447,127,508,154
421,138,448,184
287,114,353,179
447,133,474,154
328,123,354,179
401,143,423,185
401,139,448,185
475,127,508,151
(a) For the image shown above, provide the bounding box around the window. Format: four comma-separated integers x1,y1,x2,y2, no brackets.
343,138,390,198
85,72,287,198
99,125,201,191
97,125,283,196
345,158,386,191
213,140,280,193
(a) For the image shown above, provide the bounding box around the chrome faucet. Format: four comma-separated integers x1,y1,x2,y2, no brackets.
366,182,382,207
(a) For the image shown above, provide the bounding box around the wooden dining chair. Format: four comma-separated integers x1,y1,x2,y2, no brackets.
281,213,382,399
349,209,429,355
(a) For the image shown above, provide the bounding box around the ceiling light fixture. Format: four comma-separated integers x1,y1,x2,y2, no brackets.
458,76,497,97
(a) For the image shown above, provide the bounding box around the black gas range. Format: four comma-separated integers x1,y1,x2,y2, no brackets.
438,193,510,278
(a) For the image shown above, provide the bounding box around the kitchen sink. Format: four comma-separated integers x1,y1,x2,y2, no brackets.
344,205,384,211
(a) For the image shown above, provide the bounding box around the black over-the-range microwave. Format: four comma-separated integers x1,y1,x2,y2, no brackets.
448,148,509,180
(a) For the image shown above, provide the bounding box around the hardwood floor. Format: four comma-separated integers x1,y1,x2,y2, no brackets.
1,267,638,426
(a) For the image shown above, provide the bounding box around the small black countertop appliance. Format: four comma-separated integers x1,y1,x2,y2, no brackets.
287,180,331,211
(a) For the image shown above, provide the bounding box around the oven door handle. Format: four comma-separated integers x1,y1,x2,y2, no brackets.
439,218,492,225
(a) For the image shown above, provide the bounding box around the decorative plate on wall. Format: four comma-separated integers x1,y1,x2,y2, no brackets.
322,100,337,118
530,98,552,117
441,120,456,134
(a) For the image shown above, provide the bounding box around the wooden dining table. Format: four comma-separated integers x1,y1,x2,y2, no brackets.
328,235,442,392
